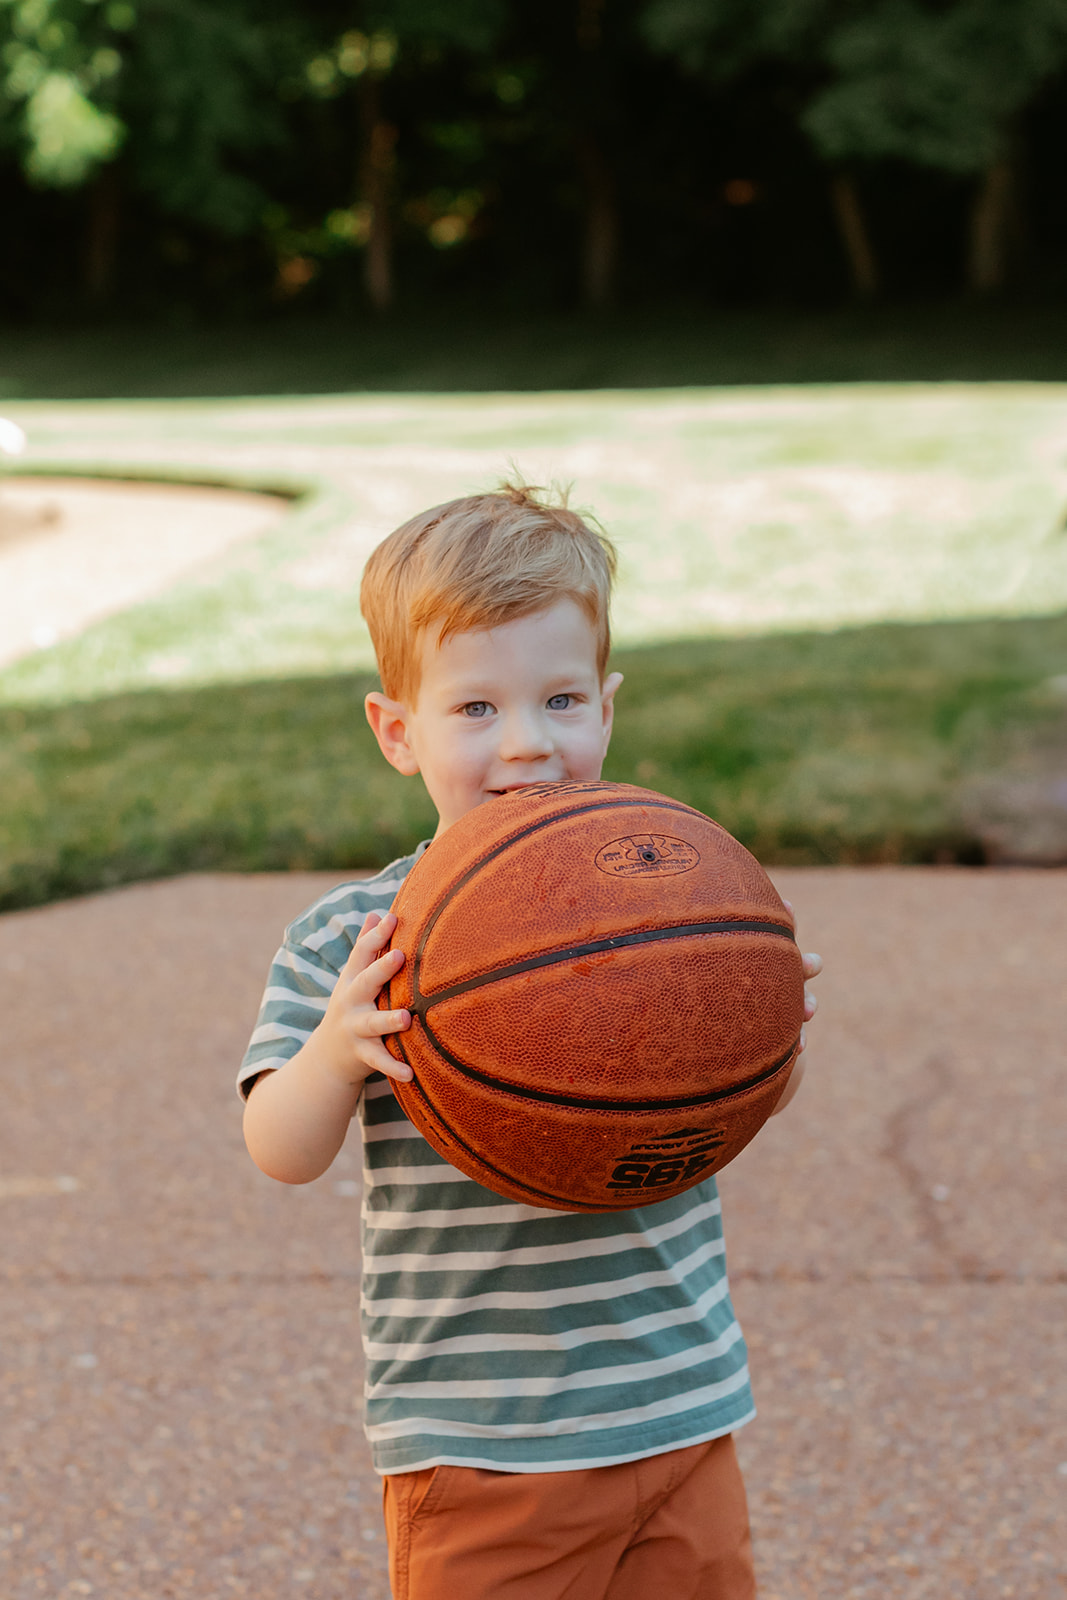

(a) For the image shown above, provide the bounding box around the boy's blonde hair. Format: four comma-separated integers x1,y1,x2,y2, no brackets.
360,483,617,704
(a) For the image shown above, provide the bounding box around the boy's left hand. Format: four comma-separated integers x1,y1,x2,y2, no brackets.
799,948,822,1056
770,900,822,1115
780,896,821,1055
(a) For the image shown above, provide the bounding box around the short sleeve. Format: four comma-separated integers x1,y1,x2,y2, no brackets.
236,851,426,1100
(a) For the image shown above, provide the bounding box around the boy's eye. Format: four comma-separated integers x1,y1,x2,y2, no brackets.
461,701,491,718
546,693,573,711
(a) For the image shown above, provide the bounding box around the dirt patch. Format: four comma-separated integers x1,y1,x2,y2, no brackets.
0,476,286,669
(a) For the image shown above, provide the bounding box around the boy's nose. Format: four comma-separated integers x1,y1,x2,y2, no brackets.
498,710,554,761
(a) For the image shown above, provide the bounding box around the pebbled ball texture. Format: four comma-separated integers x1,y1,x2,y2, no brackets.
381,781,804,1211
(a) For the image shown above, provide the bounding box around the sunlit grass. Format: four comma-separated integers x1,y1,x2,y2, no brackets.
3,384,1067,707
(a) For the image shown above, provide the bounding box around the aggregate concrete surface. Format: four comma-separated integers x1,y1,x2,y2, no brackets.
0,867,1063,1599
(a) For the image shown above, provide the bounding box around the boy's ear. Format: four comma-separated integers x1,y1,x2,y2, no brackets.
600,671,623,753
365,692,421,777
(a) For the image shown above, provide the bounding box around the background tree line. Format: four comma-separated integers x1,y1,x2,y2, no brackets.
4,0,1067,321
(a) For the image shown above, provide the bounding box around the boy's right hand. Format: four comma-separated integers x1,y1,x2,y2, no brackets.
316,910,413,1086
244,910,410,1185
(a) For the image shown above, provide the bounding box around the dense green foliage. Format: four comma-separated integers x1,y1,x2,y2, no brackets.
4,0,1067,318
3,612,1064,910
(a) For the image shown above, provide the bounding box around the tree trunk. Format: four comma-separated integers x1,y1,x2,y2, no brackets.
576,131,617,309
829,173,879,300
968,157,1014,294
361,78,396,312
577,0,605,48
84,166,121,303
574,0,616,309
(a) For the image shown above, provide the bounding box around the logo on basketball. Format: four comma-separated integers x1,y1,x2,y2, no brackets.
594,834,700,877
606,1125,727,1191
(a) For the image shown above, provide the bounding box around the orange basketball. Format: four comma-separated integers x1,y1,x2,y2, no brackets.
382,781,804,1212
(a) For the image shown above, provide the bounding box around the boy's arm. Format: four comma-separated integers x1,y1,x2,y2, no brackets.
242,910,412,1184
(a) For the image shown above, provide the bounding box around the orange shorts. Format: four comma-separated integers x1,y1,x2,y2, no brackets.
382,1433,756,1600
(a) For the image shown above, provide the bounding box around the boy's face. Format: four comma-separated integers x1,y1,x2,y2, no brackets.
366,598,623,838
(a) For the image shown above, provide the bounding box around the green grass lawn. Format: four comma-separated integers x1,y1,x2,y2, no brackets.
2,366,1066,905
2,613,1065,911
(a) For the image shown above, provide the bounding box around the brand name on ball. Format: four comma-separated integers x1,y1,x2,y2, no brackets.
594,833,700,877
606,1126,726,1191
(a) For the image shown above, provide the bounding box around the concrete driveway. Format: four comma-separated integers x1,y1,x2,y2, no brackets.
1,867,1064,1598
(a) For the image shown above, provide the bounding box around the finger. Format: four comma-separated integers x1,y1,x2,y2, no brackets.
797,1025,807,1055
357,910,396,952
355,1006,411,1038
342,917,392,977
369,946,405,984
346,947,405,1005
379,1058,414,1084
361,1039,413,1081
804,991,818,1021
802,951,823,979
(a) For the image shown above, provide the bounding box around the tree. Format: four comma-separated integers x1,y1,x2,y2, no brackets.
644,0,1067,296
802,0,1067,292
0,0,127,186
640,0,884,297
121,0,291,235
1,0,134,299
347,0,507,309
0,0,307,301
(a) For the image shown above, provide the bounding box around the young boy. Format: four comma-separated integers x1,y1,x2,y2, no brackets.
239,485,820,1600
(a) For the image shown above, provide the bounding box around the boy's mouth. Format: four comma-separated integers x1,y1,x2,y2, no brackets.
488,782,552,797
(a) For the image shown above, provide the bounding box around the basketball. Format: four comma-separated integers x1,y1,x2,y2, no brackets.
381,781,804,1212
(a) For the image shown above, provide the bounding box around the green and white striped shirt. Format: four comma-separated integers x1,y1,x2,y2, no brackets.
239,850,755,1474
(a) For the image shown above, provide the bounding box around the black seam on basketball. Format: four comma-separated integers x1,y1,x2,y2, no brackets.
410,1022,800,1111
410,794,720,1001
396,1076,695,1212
385,1026,412,1070
394,1040,798,1211
394,1073,603,1208
409,918,796,1012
